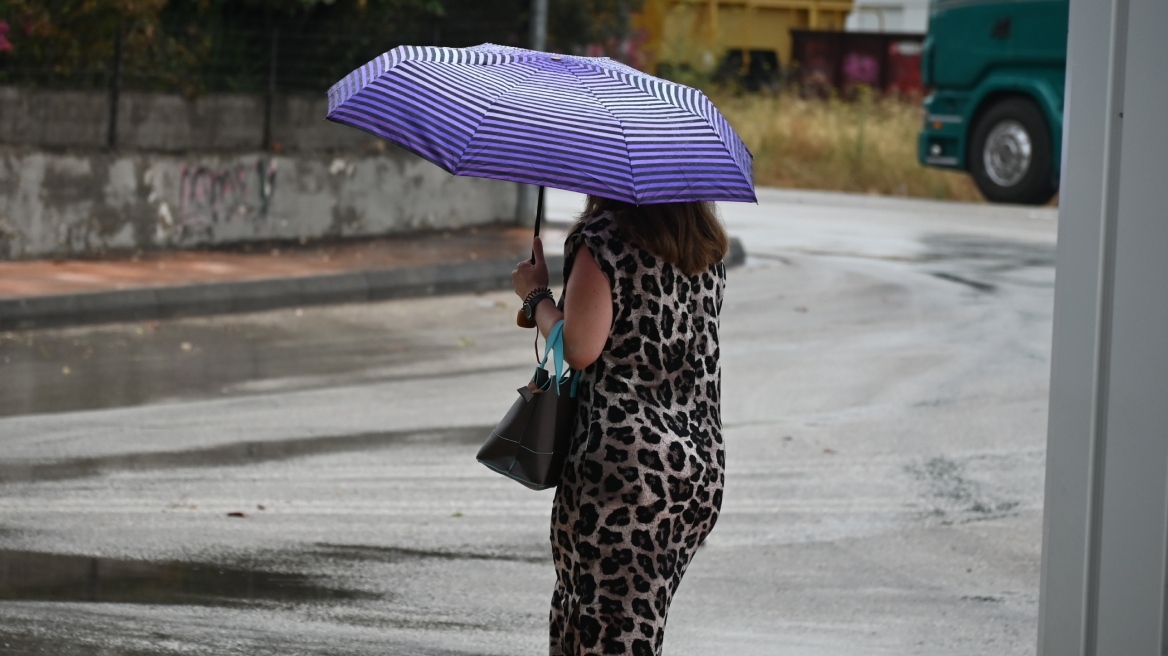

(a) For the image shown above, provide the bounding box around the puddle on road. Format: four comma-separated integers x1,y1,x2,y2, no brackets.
919,234,1056,294
920,234,1056,268
0,550,373,606
0,313,439,418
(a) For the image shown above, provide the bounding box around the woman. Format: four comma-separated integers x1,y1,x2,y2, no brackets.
512,195,728,656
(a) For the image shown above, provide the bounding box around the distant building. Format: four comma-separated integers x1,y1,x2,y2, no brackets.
845,0,929,34
630,0,853,87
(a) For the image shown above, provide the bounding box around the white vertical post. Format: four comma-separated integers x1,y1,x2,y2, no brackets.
517,0,549,226
1038,0,1168,654
106,23,123,151
530,0,548,52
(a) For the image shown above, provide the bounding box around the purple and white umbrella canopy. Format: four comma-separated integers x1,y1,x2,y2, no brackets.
326,44,755,205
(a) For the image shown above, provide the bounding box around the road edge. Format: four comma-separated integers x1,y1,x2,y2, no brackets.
0,238,745,330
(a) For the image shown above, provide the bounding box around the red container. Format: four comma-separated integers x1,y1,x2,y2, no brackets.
885,39,924,96
790,30,925,97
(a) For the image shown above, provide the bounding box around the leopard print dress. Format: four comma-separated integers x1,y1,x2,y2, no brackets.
550,212,725,656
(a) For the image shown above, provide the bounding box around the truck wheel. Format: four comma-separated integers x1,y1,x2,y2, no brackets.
969,98,1057,205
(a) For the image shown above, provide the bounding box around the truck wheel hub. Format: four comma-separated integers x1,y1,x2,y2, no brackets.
984,120,1032,187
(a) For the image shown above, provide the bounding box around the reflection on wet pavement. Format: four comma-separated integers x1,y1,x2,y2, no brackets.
0,550,373,606
932,272,997,292
0,312,436,418
0,426,488,483
313,543,549,564
920,233,1056,294
919,234,1056,268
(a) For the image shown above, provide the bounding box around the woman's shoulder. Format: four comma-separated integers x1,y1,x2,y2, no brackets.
565,212,626,283
567,212,620,257
572,211,619,241
569,213,635,256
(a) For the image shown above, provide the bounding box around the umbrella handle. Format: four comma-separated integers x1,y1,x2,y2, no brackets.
517,185,545,329
531,185,544,263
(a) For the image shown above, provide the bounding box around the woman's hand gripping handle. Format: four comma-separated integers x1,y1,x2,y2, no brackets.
513,237,551,328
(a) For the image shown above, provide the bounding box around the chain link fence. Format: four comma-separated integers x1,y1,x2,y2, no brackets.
0,10,528,149
1,20,525,93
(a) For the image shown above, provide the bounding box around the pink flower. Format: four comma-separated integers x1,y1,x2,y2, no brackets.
0,21,11,53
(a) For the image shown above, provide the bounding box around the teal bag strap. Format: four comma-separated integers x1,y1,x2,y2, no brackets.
546,320,566,391
537,320,563,367
540,320,578,398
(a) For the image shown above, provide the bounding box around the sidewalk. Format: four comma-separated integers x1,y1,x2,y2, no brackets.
0,224,745,330
0,225,566,331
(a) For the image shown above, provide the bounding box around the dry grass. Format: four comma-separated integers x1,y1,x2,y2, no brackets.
714,91,984,202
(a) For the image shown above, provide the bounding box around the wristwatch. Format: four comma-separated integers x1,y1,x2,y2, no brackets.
522,289,554,323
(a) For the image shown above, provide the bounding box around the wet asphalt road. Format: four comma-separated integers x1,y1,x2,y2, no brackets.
0,189,1057,655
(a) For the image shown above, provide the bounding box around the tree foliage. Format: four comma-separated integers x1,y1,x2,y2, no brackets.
0,0,638,91
0,0,178,83
548,0,642,57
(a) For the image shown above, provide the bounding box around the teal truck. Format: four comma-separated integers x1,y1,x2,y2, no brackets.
918,0,1068,205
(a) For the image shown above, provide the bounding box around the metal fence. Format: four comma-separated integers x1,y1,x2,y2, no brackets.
0,21,527,94
0,17,528,150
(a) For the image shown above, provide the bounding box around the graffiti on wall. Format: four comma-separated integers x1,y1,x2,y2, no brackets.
176,159,278,234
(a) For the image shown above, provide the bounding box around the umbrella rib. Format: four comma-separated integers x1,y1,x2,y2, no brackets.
450,63,548,177
560,64,640,205
570,65,750,202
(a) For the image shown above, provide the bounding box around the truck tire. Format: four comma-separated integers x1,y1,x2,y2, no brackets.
969,98,1057,205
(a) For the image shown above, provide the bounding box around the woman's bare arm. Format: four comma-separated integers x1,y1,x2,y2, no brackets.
512,236,613,370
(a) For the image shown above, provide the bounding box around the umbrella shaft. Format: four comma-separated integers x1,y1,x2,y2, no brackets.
531,185,544,264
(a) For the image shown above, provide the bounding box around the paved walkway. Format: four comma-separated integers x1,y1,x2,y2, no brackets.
0,226,549,300
0,225,571,330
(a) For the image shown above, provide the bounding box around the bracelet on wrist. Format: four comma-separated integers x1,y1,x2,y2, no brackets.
524,286,551,304
522,289,554,322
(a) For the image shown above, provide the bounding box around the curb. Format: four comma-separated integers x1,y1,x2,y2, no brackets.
0,238,745,331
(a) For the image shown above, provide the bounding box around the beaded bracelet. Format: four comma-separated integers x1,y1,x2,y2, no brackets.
524,286,552,304
524,287,554,361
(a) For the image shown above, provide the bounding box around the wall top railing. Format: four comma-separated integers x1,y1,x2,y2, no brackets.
0,22,526,151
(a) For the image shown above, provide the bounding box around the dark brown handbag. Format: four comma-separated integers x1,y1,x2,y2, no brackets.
477,319,579,490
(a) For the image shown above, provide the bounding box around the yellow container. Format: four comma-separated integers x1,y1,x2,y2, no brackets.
633,0,854,76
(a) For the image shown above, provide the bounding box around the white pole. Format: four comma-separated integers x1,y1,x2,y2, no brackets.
531,0,548,52
1039,0,1168,653
517,0,550,226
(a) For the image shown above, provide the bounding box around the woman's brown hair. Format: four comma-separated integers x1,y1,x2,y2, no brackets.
577,196,729,276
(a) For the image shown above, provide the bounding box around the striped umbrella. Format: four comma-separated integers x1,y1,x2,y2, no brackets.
326,43,755,205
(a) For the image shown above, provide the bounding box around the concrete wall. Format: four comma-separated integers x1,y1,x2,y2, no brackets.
0,87,376,152
0,86,524,259
0,146,519,259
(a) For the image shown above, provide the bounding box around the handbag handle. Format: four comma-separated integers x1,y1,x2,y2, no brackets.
539,320,579,398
